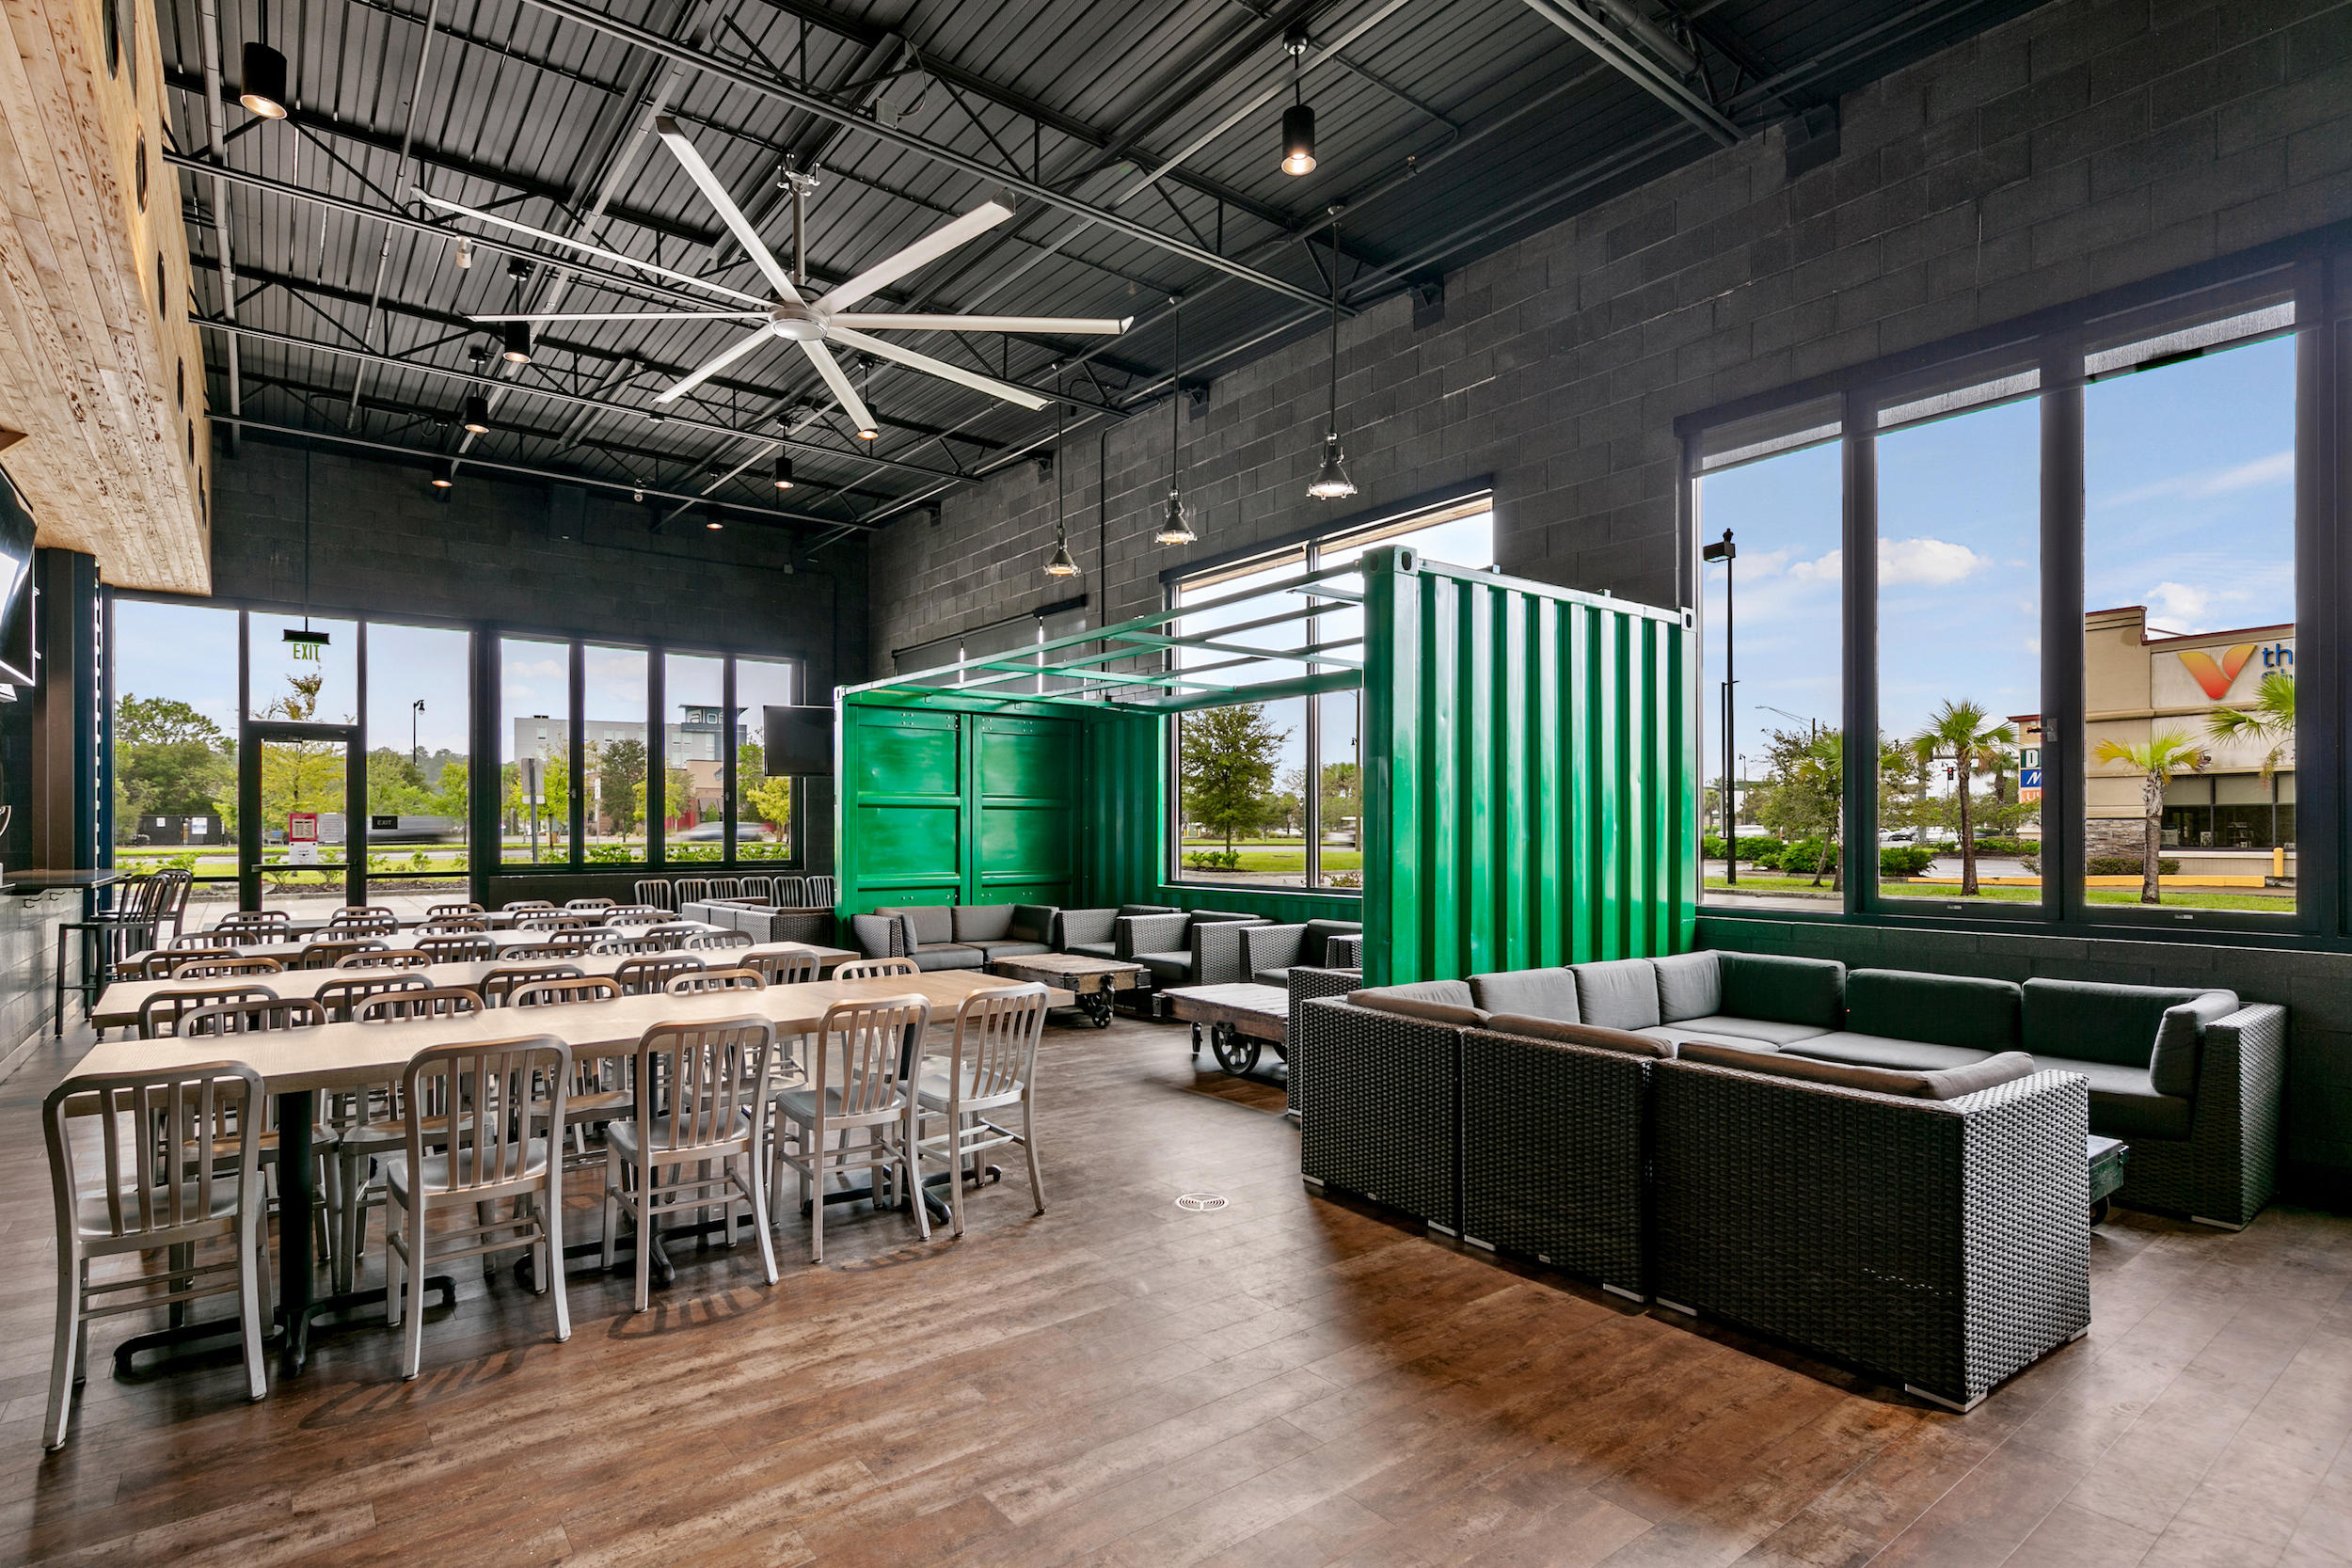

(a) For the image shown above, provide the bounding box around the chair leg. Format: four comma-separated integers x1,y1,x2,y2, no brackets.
906,1107,930,1243
631,1164,653,1313
747,1149,778,1287
600,1142,620,1270
545,1168,570,1342
1024,1095,1046,1215
943,1107,964,1239
43,1249,82,1450
386,1204,405,1330
808,1127,825,1264
238,1205,269,1402
400,1210,428,1381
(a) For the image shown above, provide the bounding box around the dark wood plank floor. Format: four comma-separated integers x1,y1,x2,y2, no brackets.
0,1012,2345,1567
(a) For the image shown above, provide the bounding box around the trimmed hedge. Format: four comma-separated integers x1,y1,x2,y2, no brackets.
2088,855,2183,877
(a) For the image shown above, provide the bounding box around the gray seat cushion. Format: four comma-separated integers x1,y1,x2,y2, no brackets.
1657,1013,1830,1047
1572,958,1661,1031
1065,940,1119,960
1253,966,1294,989
1781,1031,1994,1072
1135,950,1196,985
1349,979,1486,1028
1680,1043,2037,1101
1652,951,1722,1022
1846,969,2022,1053
911,945,986,972
1485,1014,1672,1059
2037,1054,2194,1140
969,939,1052,959
1468,966,1581,1021
1639,1026,1785,1053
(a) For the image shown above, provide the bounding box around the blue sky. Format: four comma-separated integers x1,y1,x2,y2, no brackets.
1698,333,2296,784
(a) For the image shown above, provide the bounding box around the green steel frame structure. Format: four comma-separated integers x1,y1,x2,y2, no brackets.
836,547,1699,984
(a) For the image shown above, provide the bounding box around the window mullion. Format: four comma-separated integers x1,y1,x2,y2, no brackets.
1841,390,1877,913
2042,340,2087,927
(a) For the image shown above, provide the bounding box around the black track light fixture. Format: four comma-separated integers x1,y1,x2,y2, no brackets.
461,393,490,435
501,321,532,364
772,452,794,489
1279,32,1315,176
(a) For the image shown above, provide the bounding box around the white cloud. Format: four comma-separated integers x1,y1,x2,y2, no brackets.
2099,450,2294,509
1879,536,1991,586
1787,547,1840,583
2142,579,2237,632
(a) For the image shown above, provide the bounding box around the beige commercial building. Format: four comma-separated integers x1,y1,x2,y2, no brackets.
2077,606,2296,877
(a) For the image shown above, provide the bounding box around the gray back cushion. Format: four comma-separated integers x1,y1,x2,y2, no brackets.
1118,904,1177,918
1573,958,1661,1031
953,904,1014,942
1009,904,1055,943
1846,969,2022,1052
2022,978,2222,1069
1303,919,1363,964
904,905,956,947
1486,1014,1671,1059
1652,951,1722,1022
1717,953,1845,1028
1350,979,1486,1028
2152,992,2240,1098
1682,1042,2037,1101
1468,967,1581,1022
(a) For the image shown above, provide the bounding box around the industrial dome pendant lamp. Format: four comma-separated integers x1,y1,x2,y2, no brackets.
1043,371,1079,578
239,0,289,119
1307,211,1357,500
1154,298,1198,545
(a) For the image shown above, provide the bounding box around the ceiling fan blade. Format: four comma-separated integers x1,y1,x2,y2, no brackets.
813,202,1014,313
828,312,1132,335
828,326,1048,411
418,191,770,308
654,324,783,405
800,341,878,436
653,116,802,305
469,309,769,323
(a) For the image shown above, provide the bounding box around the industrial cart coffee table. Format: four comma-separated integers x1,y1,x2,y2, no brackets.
1166,981,1289,1076
986,952,1148,1026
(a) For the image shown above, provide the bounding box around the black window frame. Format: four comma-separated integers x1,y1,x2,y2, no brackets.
1677,225,2344,949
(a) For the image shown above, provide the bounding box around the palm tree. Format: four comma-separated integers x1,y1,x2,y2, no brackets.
1911,701,2016,896
2208,671,2295,779
2091,731,2204,904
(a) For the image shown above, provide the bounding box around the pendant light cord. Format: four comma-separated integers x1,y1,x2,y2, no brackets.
1327,215,1342,434
302,444,312,633
1056,370,1066,544
1170,300,1182,488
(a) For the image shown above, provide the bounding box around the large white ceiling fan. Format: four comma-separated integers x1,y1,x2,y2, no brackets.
429,116,1131,436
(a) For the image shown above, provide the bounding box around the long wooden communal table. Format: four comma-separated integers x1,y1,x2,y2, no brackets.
72,969,1064,1375
90,941,860,1031
173,926,722,962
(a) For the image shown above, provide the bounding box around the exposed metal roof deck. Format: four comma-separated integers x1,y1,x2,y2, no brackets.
163,0,2047,540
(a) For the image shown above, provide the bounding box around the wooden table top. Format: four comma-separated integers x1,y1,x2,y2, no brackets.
165,925,725,963
92,941,859,1028
1164,983,1289,1037
73,971,1069,1095
987,953,1147,983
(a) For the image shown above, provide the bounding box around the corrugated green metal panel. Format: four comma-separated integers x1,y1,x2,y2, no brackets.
1363,550,1695,985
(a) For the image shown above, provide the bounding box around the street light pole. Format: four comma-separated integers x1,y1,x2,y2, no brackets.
410,699,425,774
1703,530,1738,883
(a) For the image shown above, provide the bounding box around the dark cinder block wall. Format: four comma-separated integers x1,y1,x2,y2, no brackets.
866,0,2352,1206
207,436,864,691
866,0,2352,662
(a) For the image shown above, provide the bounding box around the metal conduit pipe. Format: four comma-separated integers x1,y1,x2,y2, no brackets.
194,0,242,453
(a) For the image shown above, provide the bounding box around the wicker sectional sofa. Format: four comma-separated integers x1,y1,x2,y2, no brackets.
849,903,1058,970
1292,948,2285,1409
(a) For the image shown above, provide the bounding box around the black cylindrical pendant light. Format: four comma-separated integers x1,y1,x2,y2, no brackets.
240,0,289,119
1279,34,1314,175
501,322,532,364
773,452,794,489
461,393,490,435
430,459,454,489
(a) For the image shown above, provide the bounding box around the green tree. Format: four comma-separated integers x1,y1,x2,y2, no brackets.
113,694,233,835
2209,671,2295,781
1750,727,1844,887
365,747,436,816
1179,703,1287,855
431,760,469,826
1910,700,2016,896
2092,731,2203,904
1319,760,1361,844
743,772,794,831
596,737,647,834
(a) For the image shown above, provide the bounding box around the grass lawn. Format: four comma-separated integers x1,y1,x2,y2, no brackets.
1181,841,1361,874
1706,876,2295,913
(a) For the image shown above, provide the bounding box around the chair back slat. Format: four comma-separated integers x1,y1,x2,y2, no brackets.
46,1061,262,1243
512,976,622,1008
357,987,483,1023
639,1017,774,1156
632,879,675,911
315,972,431,1022
501,900,555,912
673,879,714,907
336,948,433,970
299,938,388,969
834,957,916,980
172,932,243,952
215,911,292,933
745,949,819,986
416,933,496,963
589,935,668,956
420,916,489,934
428,902,485,919
734,876,774,904
952,985,1049,1102
769,875,806,907
403,1036,568,1198
815,996,930,1119
183,996,327,1036
602,906,665,926
564,897,616,911
139,984,278,1037
682,929,754,951
800,876,837,908
141,948,243,976
616,954,705,995
482,962,585,1006
665,967,765,995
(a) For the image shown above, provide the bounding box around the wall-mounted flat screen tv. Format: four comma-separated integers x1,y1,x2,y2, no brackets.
0,476,35,687
762,705,834,777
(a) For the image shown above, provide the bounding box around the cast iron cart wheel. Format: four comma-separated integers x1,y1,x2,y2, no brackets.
1212,1025,1262,1077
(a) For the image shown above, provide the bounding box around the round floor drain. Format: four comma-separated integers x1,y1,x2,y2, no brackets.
1174,1192,1229,1212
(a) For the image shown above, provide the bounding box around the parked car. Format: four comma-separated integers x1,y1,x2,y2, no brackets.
669,820,777,845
